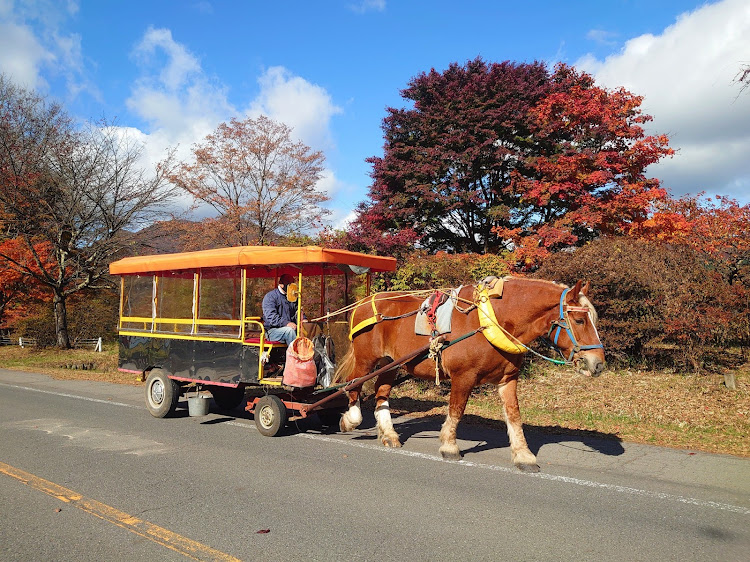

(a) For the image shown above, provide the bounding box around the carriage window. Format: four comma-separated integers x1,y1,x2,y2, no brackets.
156,272,194,334
197,268,241,337
121,275,154,331
123,275,153,317
245,276,273,318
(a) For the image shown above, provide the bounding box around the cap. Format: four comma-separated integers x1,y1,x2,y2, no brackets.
279,274,294,285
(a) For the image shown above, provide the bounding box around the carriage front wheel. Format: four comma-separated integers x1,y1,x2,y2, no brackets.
254,395,287,436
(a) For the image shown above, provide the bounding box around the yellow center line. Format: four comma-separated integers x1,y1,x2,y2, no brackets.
0,461,242,562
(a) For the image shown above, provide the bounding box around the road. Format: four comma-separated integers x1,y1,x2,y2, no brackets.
0,368,748,561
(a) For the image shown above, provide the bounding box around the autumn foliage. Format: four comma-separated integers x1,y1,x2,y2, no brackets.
351,59,673,267
0,238,47,328
168,115,329,249
534,235,749,371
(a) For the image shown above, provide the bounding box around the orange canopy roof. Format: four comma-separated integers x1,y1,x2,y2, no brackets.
109,245,397,276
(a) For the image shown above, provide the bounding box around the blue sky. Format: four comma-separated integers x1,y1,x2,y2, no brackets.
1,0,749,228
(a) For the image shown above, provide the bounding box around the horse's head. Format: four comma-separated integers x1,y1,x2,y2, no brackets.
548,281,606,377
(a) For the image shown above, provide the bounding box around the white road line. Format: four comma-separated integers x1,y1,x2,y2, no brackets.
0,382,137,408
3,381,748,516
295,433,750,516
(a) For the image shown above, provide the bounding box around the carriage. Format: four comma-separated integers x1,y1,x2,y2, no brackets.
110,245,605,471
109,245,396,435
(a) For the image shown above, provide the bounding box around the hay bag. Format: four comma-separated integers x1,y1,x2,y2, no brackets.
282,337,317,388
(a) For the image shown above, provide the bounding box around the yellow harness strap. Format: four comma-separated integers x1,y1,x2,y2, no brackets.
349,294,380,340
475,281,525,354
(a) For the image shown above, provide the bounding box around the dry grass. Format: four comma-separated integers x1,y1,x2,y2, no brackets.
1,346,747,457
0,346,138,385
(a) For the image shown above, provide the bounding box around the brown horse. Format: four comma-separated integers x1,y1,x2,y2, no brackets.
335,277,606,472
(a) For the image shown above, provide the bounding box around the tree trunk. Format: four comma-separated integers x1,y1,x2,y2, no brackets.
53,291,71,349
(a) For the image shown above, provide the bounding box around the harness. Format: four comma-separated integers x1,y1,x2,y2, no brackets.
344,283,604,372
547,288,605,362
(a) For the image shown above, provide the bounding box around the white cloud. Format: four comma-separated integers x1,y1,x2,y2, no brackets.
0,21,52,88
586,29,618,47
246,66,343,152
331,209,358,231
127,27,234,149
576,0,750,203
0,1,89,96
348,0,386,14
125,30,345,222
131,27,201,91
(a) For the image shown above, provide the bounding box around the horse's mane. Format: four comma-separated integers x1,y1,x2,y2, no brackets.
505,277,599,324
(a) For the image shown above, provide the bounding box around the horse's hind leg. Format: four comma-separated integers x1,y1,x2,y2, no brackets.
339,354,377,433
499,378,539,472
340,390,363,432
373,373,401,448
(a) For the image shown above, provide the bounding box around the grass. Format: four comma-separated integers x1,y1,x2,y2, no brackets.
0,345,748,457
0,345,137,385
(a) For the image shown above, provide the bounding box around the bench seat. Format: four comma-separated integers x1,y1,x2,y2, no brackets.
244,336,285,345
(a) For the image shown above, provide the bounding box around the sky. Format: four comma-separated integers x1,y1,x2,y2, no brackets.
1,0,749,229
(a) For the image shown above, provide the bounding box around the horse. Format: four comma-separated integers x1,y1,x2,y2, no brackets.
334,277,606,472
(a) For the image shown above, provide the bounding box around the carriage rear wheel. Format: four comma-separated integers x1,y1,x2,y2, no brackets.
211,386,245,411
254,395,287,436
145,369,180,418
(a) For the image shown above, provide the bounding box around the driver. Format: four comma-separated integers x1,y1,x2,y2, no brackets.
261,273,300,345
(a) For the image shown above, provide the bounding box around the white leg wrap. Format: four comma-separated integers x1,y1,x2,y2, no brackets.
340,399,363,431
375,400,401,447
374,400,394,433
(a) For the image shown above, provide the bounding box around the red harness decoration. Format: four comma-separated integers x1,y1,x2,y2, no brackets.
425,291,448,336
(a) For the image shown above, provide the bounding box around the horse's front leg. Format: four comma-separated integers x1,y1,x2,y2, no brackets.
439,379,473,460
499,378,539,472
373,374,401,448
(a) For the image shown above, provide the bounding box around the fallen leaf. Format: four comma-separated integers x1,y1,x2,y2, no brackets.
256,529,270,534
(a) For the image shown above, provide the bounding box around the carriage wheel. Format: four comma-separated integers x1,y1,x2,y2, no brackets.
254,395,287,436
211,386,245,411
145,369,180,418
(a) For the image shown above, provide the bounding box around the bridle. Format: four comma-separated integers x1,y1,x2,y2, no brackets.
547,288,604,362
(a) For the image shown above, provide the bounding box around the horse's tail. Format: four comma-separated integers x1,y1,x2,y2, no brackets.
333,344,355,383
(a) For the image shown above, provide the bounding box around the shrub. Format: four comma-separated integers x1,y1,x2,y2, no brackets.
13,305,57,347
67,290,120,343
11,290,119,347
383,251,513,291
534,237,746,371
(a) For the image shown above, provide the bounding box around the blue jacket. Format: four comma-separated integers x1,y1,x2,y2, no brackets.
261,288,299,328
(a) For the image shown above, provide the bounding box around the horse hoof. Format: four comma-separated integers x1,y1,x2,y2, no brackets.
440,448,461,461
382,436,402,448
516,462,540,473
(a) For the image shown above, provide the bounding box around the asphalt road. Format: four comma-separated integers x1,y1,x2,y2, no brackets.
0,368,748,561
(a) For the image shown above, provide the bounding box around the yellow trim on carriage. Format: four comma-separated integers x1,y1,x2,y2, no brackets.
116,330,243,344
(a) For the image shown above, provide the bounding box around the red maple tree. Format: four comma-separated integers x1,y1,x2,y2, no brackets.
351,59,673,269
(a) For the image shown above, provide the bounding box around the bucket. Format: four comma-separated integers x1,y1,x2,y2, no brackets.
187,394,210,417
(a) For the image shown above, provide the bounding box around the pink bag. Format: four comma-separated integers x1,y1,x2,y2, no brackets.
282,337,317,388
